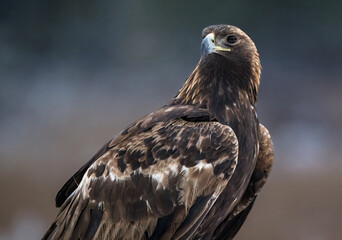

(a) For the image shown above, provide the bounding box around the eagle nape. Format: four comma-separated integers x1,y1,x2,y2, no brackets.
43,24,273,240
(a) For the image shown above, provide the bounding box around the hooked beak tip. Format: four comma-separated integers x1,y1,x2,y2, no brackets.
201,33,215,57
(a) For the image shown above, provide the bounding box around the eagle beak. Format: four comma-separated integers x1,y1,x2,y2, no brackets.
201,33,215,57
201,33,231,57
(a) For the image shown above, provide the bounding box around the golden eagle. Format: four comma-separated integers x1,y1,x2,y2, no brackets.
43,24,274,240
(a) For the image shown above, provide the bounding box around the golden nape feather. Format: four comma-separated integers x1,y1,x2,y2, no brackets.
44,24,273,240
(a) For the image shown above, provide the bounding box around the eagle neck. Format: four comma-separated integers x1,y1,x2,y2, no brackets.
170,55,259,123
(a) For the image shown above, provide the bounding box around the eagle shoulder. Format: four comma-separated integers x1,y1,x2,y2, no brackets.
45,105,239,240
55,105,213,207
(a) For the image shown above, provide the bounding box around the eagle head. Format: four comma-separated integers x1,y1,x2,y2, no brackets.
201,25,260,75
173,25,261,107
201,25,261,103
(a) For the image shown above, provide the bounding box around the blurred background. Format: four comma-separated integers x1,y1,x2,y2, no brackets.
1,0,342,239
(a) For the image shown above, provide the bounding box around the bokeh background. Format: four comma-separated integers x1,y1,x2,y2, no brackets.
1,0,342,239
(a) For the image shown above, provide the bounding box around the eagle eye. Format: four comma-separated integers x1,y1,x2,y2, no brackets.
226,35,238,45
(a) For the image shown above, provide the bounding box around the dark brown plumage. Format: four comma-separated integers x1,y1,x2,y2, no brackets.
43,24,273,240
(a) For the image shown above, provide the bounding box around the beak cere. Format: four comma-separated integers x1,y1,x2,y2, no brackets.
201,33,215,57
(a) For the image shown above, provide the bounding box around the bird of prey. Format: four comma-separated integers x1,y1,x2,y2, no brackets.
43,24,273,240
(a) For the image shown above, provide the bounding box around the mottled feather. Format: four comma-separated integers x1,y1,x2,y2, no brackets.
44,105,239,240
44,24,274,240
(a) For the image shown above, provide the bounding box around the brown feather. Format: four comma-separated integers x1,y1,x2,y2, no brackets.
211,124,274,240
44,24,273,240
44,105,239,240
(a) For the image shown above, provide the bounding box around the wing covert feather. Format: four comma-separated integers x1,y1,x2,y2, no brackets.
44,106,239,240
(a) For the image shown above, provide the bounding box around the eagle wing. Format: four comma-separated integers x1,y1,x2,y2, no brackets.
212,124,274,240
44,105,239,240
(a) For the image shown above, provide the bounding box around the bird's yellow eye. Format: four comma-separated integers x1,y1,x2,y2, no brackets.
226,35,238,45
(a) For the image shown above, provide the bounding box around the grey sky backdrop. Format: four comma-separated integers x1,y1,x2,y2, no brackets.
1,0,342,239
